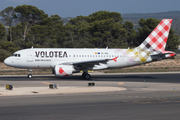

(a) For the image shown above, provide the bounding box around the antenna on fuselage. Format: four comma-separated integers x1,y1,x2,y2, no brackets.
31,46,33,49
106,46,108,49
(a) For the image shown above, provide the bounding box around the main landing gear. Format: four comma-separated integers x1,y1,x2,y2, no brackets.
82,72,91,80
27,69,32,78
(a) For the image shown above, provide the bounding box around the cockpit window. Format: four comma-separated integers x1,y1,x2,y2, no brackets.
11,54,21,57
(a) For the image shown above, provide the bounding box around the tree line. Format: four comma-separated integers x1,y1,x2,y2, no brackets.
0,5,179,61
122,11,180,35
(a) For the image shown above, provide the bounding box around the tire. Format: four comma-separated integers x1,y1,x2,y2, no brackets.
85,74,91,80
28,74,32,78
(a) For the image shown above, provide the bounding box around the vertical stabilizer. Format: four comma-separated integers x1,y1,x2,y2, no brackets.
138,19,172,52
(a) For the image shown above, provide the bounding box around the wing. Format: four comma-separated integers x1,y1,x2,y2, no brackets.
73,59,110,70
61,57,118,70
73,59,109,65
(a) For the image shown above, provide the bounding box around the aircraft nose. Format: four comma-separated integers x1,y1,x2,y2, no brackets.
4,57,11,66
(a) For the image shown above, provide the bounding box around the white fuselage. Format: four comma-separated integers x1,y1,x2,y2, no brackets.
4,48,152,70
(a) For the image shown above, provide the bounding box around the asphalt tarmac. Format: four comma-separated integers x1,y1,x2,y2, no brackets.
0,72,180,120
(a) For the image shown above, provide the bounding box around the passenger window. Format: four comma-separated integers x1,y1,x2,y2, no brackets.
79,55,81,57
82,55,84,57
69,55,71,57
15,54,17,57
73,55,75,57
18,54,20,57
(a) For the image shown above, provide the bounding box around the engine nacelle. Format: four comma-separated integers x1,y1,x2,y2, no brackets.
54,65,75,76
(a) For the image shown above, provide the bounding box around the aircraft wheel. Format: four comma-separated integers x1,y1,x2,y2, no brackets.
85,74,91,80
28,74,32,78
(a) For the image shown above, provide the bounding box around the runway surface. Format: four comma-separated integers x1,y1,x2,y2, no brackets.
0,73,180,120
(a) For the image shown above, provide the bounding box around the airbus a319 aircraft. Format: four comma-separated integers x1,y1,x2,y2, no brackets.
4,19,175,79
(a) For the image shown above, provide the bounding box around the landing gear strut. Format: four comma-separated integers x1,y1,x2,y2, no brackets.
82,72,91,80
28,69,32,78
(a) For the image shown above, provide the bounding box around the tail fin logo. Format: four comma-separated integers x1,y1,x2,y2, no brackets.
139,19,172,52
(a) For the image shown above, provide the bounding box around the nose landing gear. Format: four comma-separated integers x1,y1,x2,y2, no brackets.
27,69,32,78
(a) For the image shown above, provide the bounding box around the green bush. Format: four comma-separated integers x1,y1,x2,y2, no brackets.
0,41,18,53
0,49,11,62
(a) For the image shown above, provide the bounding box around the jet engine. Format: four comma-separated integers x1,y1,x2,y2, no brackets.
54,65,75,76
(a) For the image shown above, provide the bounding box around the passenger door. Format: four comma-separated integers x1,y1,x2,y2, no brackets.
27,50,33,62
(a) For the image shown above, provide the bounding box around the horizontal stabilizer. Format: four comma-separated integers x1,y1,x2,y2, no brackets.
150,51,176,60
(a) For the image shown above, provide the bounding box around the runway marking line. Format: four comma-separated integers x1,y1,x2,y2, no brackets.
41,82,52,84
118,82,124,85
